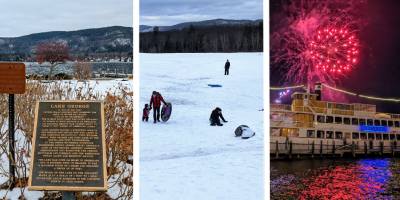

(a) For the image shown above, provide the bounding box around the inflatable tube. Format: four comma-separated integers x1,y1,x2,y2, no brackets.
161,102,172,122
234,125,249,137
234,125,255,139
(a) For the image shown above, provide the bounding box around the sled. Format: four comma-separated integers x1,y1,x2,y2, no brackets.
234,125,255,139
207,84,222,88
161,102,172,122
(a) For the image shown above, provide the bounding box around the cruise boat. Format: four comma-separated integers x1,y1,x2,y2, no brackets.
270,83,400,156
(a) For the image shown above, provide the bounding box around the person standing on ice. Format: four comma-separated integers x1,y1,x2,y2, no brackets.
224,59,230,75
209,107,228,126
150,91,167,123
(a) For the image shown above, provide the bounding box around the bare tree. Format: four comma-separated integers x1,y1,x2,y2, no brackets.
74,62,92,81
36,42,69,80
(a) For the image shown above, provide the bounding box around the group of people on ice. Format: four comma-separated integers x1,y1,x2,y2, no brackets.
143,59,232,125
141,59,255,138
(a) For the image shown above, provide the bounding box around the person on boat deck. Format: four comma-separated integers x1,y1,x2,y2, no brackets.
150,91,167,123
210,107,228,126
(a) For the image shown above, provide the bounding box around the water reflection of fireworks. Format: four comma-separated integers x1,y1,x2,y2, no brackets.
271,159,393,200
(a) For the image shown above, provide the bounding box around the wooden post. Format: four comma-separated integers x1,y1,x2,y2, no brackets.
62,192,76,200
289,141,292,159
364,141,368,155
392,141,395,156
352,141,355,158
311,141,315,158
275,141,279,159
8,94,15,190
332,140,336,155
380,141,384,155
320,140,323,157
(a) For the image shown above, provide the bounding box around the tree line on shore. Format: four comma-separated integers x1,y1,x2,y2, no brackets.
140,22,263,53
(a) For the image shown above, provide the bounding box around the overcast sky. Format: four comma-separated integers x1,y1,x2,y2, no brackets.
140,0,263,26
0,0,132,37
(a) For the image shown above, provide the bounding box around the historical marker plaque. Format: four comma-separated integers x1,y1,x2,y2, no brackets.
28,101,107,191
0,63,25,94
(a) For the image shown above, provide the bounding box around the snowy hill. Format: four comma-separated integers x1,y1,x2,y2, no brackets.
140,53,264,199
0,26,133,56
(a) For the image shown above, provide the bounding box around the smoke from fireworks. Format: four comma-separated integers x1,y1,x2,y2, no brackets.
271,0,366,87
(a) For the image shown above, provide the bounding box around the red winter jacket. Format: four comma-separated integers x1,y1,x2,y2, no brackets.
150,94,166,108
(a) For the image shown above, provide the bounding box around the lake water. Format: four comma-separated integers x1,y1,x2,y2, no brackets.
271,158,400,199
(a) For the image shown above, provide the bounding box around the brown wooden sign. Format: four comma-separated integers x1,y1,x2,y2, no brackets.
0,63,25,94
28,101,107,192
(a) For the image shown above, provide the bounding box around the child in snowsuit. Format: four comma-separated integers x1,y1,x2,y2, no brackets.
142,104,151,122
209,107,227,126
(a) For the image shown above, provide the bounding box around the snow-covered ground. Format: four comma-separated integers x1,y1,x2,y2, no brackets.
0,79,132,200
140,53,264,200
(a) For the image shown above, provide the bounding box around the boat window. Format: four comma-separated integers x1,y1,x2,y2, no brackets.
359,119,366,125
294,94,302,99
368,133,375,140
343,118,350,125
390,134,396,140
307,130,315,138
381,120,388,126
360,132,367,140
326,116,334,123
334,117,342,124
271,128,281,137
317,115,325,123
389,121,394,127
317,130,324,138
383,134,389,140
335,131,343,139
375,133,382,140
374,119,381,126
367,119,373,126
352,118,359,125
395,121,400,127
352,132,359,139
326,131,334,139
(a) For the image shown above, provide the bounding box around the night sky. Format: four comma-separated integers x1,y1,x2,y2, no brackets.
270,0,400,113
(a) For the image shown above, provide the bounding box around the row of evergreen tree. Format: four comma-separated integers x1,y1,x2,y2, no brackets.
140,23,263,53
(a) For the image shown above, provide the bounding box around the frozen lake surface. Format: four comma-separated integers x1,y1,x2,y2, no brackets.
140,53,264,200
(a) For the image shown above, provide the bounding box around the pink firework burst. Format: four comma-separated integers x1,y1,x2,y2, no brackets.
271,0,366,87
309,27,359,74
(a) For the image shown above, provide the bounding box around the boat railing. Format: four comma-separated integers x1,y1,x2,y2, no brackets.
271,104,291,111
270,139,400,158
271,120,313,128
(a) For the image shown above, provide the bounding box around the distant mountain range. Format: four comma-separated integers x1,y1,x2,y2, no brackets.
0,26,133,57
140,19,263,32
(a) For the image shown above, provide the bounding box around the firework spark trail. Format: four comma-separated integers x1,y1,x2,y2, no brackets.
272,0,366,89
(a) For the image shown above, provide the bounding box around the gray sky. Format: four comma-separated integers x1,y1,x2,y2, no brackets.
0,0,132,37
140,0,263,26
